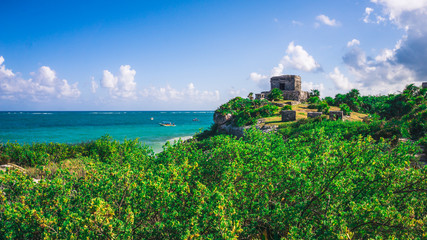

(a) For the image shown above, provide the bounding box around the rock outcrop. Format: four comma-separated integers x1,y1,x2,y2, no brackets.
213,113,277,138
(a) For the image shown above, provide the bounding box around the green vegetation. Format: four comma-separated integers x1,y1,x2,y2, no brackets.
216,97,279,127
282,105,292,111
340,103,351,116
0,84,426,239
267,88,284,101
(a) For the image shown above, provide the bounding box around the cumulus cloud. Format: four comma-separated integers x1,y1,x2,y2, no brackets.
279,42,322,73
0,56,80,101
329,67,355,91
140,83,220,103
302,81,325,94
315,14,340,27
100,65,137,99
249,72,268,83
360,0,427,85
363,7,374,23
347,39,360,47
249,42,322,88
371,0,427,22
341,43,416,94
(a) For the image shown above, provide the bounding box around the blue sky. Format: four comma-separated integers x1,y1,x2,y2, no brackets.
1,0,426,110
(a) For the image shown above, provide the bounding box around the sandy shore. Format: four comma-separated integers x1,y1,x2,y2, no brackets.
166,136,193,143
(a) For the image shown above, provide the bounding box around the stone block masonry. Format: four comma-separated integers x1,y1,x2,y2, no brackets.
281,110,296,122
307,112,322,118
271,75,301,91
329,111,343,120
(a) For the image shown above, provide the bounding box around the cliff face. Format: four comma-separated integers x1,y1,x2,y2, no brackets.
213,112,277,138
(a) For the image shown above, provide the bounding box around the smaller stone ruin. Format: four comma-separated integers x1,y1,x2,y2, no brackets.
307,112,322,118
423,82,427,88
329,111,343,120
255,75,309,102
281,110,296,122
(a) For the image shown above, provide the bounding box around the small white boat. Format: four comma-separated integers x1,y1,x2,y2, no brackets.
159,121,175,127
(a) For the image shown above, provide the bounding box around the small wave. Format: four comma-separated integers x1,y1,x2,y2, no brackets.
89,112,121,115
193,111,213,114
31,113,52,115
166,136,193,143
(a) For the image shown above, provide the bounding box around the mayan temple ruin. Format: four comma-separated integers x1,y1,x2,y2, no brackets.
255,75,309,102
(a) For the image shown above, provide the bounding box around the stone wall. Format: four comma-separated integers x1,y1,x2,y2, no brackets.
271,75,301,91
282,90,309,102
281,110,296,122
307,112,322,118
423,82,427,88
255,91,270,100
329,111,343,120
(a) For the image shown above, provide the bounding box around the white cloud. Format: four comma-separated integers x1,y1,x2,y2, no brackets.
279,42,322,73
342,43,416,94
249,42,321,89
292,20,303,26
0,56,15,79
364,0,427,83
91,76,98,93
140,83,220,103
0,56,80,101
302,81,325,94
249,72,268,83
371,0,427,22
315,14,340,27
363,7,374,23
347,39,360,47
100,65,137,99
329,67,354,91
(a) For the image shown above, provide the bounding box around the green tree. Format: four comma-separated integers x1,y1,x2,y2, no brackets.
340,103,351,115
310,89,320,98
267,88,283,101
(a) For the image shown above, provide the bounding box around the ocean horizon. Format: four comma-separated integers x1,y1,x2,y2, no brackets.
0,111,214,153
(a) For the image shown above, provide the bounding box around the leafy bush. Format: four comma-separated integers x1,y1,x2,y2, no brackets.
267,88,283,101
0,129,425,239
340,103,351,115
308,96,320,104
324,96,335,106
282,105,292,110
316,101,330,114
215,97,278,127
309,89,320,98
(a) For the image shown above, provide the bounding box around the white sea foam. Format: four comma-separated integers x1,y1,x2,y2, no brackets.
166,136,193,143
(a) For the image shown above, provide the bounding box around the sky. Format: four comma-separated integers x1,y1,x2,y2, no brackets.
0,0,426,111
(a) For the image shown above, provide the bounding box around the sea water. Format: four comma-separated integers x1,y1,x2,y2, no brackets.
0,111,214,153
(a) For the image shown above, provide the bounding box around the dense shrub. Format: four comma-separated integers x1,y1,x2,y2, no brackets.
267,88,283,101
282,105,292,111
308,96,320,104
340,103,351,115
316,101,330,114
324,96,335,106
215,97,278,127
0,129,425,239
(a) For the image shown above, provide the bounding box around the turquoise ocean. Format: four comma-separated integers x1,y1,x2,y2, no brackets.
0,111,214,153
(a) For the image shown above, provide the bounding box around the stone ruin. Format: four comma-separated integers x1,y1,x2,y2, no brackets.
329,111,343,120
423,82,427,88
307,112,322,118
281,110,296,122
255,75,309,102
